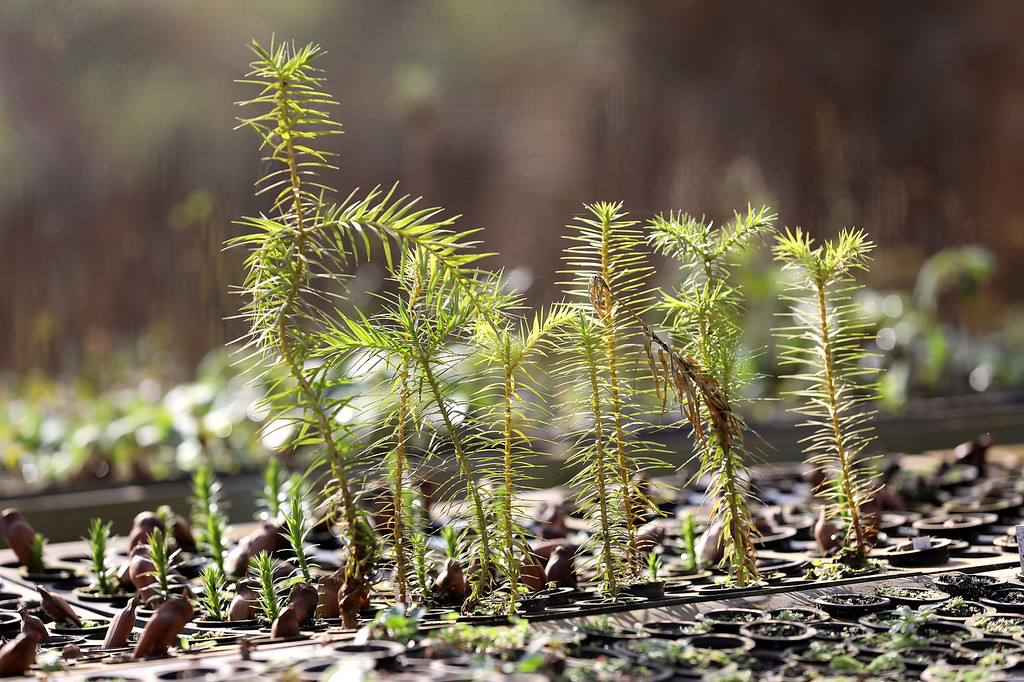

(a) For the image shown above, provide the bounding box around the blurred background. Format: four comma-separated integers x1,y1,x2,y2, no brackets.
2,1,1024,489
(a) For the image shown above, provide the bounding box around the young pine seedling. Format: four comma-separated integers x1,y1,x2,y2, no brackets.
561,310,628,599
234,39,380,628
473,301,573,613
440,524,467,563
319,247,499,608
234,39,497,624
28,532,47,575
680,512,698,572
648,206,777,586
82,518,117,596
250,551,283,623
259,459,290,521
190,465,229,576
411,533,433,602
190,464,219,523
774,228,880,569
143,528,182,607
563,202,661,577
646,552,662,582
196,565,229,622
282,479,317,583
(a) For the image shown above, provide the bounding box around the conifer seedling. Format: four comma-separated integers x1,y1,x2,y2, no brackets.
648,206,776,586
773,227,881,573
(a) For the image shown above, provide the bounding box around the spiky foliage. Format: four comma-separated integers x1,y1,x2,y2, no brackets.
250,551,283,623
353,252,430,609
319,245,507,612
385,349,417,607
648,205,776,586
472,302,573,613
559,310,627,597
440,523,468,562
233,39,493,626
411,534,432,601
403,272,500,613
233,39,370,628
143,528,181,607
283,478,317,583
82,519,117,596
189,465,229,576
27,533,46,575
646,551,662,582
773,227,879,560
318,248,449,607
258,458,290,521
680,513,698,572
562,202,659,575
196,565,229,622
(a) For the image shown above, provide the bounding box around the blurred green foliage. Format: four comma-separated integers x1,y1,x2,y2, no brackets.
0,348,273,489
2,4,1024,488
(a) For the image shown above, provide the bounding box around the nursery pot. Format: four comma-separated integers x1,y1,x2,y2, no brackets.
620,580,666,600
739,620,816,649
873,584,949,607
694,608,763,633
814,593,892,620
935,572,1008,601
765,607,829,624
16,564,79,583
943,493,1024,521
881,538,952,568
912,512,999,542
981,588,1024,614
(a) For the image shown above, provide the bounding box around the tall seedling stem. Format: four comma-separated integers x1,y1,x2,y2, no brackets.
475,304,572,612
409,289,495,613
563,312,622,597
234,40,375,627
237,39,504,624
773,228,879,562
649,206,776,586
563,202,656,575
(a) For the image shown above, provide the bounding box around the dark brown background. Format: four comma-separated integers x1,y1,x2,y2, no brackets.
1,1,1021,384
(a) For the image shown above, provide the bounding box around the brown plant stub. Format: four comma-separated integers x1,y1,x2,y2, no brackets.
17,604,47,644
131,596,194,660
102,595,139,650
37,586,82,628
0,509,37,569
0,634,37,677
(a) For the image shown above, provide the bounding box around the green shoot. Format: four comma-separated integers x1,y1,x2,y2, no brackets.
561,311,625,598
201,509,229,578
234,39,380,628
196,565,229,622
283,478,316,583
680,513,697,571
82,519,116,596
649,205,776,586
773,227,879,561
411,534,432,601
259,458,288,521
189,465,229,575
143,528,181,607
28,533,46,575
250,550,283,623
440,524,466,562
189,464,219,524
646,552,662,582
234,38,504,623
563,202,659,575
401,265,502,613
473,302,574,613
